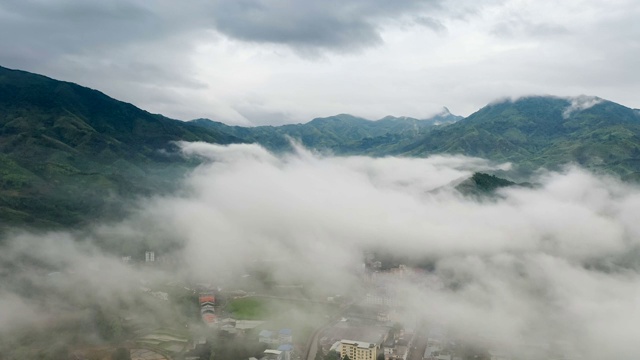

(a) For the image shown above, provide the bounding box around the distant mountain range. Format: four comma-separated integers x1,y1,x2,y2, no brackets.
189,108,461,154
188,97,640,181
396,96,640,179
1,65,640,229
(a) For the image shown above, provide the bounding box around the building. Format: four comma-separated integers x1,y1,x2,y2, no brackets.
262,349,283,360
260,328,293,347
259,330,279,345
277,344,293,360
340,340,378,360
386,345,408,360
199,293,216,325
145,251,155,262
364,293,396,306
278,329,293,344
423,344,452,360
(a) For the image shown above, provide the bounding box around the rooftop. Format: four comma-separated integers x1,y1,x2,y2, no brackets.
341,340,375,349
323,322,389,345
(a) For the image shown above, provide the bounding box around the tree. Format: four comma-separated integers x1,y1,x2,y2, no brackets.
325,350,340,360
48,345,70,360
94,307,123,342
377,353,385,360
112,347,131,360
343,355,351,360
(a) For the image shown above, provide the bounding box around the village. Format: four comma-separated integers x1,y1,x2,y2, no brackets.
94,252,576,360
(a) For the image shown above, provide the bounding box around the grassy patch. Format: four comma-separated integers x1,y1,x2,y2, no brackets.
227,297,270,320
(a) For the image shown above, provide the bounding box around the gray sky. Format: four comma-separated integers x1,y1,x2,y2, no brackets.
1,0,638,125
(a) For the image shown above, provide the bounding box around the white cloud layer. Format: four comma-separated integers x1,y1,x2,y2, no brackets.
2,144,640,358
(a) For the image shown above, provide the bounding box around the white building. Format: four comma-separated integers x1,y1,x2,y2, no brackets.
145,251,155,262
262,349,283,360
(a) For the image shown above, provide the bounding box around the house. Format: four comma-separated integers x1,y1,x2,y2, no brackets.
233,319,266,332
279,329,293,344
260,328,293,346
387,345,408,360
383,337,409,360
423,347,452,360
277,344,293,360
262,349,283,360
259,330,279,345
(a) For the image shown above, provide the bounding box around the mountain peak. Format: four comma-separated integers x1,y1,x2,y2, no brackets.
307,113,368,126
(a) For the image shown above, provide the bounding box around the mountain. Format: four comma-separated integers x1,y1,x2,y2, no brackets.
189,109,462,153
0,66,242,229
3,65,640,230
455,172,523,196
193,96,640,181
395,96,640,179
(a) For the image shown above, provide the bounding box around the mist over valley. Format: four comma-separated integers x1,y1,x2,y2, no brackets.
1,1,640,359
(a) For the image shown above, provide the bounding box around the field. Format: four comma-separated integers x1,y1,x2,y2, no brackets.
227,297,270,320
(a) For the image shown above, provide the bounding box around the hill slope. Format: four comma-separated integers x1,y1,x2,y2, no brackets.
0,66,241,228
3,66,640,229
189,109,461,153
397,96,640,179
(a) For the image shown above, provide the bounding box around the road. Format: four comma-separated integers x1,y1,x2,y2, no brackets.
304,302,355,360
407,327,428,360
304,324,325,360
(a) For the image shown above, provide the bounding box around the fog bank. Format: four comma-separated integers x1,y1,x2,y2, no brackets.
2,142,640,359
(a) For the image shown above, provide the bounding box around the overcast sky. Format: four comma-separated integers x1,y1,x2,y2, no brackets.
1,0,638,125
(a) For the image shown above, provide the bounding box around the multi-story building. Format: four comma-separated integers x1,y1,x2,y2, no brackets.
340,340,378,360
145,251,155,262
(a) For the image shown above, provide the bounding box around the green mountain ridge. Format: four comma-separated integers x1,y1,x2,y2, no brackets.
188,109,461,154
2,65,640,229
0,66,242,229
455,172,528,196
396,96,640,179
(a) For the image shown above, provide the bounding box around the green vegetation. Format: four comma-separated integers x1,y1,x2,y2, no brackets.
2,66,640,231
112,347,131,360
0,65,242,230
469,172,515,189
190,96,640,179
227,297,270,320
209,332,268,360
398,97,640,178
325,350,340,360
189,111,461,154
455,172,521,196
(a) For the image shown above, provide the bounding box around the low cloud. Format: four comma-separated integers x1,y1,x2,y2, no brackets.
1,143,640,358
563,95,604,118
